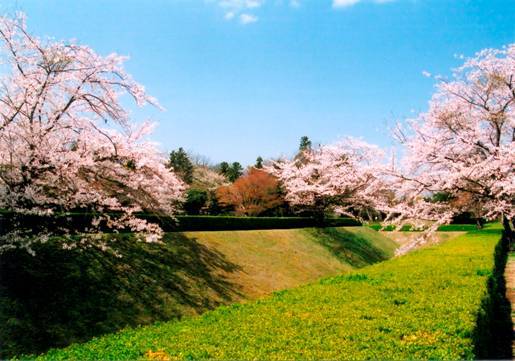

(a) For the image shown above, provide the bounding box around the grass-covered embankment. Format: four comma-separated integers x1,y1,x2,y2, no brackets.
1,227,396,358
193,227,397,298
37,229,509,360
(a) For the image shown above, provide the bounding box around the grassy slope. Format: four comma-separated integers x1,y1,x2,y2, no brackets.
190,227,397,298
383,231,466,246
1,227,396,358
376,223,500,246
38,229,503,360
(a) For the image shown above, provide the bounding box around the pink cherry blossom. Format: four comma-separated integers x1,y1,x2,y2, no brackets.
0,14,185,254
386,43,515,253
268,137,388,221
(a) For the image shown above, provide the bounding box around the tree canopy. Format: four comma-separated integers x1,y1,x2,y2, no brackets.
217,168,283,216
387,43,515,251
0,14,185,254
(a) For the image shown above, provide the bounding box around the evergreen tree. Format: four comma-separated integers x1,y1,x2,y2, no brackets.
218,161,230,176
299,136,312,152
227,162,243,182
255,156,264,169
183,189,208,215
167,147,194,184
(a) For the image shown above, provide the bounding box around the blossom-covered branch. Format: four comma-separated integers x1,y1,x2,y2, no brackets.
268,137,388,221
387,43,515,252
0,14,185,254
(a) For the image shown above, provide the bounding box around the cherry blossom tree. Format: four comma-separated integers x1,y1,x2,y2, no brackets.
0,13,185,254
268,138,387,222
388,43,515,247
191,165,229,191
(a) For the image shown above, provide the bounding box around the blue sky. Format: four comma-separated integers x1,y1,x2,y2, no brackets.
3,0,515,165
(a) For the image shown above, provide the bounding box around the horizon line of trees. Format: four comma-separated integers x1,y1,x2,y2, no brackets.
167,136,315,217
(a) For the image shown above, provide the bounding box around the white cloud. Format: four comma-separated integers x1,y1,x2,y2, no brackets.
240,13,258,24
245,0,262,8
224,11,235,19
213,0,395,23
218,0,264,10
332,0,396,8
333,0,361,8
289,0,301,8
216,0,263,23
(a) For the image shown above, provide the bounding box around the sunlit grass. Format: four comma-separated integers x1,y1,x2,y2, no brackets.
36,229,502,360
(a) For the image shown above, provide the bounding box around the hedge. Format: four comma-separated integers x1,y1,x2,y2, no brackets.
0,212,361,234
170,215,361,231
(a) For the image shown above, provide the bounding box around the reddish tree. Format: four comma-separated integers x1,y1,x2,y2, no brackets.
216,168,283,216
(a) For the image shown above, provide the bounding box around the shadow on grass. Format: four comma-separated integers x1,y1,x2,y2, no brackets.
473,232,512,359
307,227,393,268
0,233,242,358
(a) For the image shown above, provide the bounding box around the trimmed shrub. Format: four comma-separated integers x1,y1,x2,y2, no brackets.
0,211,361,234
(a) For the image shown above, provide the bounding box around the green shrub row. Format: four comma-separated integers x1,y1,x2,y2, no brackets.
172,215,361,231
0,212,361,233
36,229,510,360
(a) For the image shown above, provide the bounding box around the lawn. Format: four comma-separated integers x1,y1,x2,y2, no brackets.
35,228,510,360
1,227,396,358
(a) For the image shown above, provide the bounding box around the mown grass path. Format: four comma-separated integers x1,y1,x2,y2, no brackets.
505,252,515,355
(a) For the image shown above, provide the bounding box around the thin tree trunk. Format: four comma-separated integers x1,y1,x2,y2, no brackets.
502,215,514,248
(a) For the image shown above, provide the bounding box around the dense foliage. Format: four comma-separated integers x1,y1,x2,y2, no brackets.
268,137,387,221
254,156,264,169
151,215,361,231
216,168,284,216
298,136,312,152
0,211,361,233
0,14,185,254
183,189,209,215
218,161,243,182
35,229,508,360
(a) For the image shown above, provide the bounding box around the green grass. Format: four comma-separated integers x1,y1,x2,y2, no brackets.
182,227,395,299
1,227,396,358
34,229,506,360
437,224,482,232
305,227,397,267
367,222,499,232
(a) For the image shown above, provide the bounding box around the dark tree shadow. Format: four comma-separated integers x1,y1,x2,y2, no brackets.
473,232,513,359
307,227,393,268
0,233,242,358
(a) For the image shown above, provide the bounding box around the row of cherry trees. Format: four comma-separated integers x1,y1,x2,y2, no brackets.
269,43,514,252
0,13,512,254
